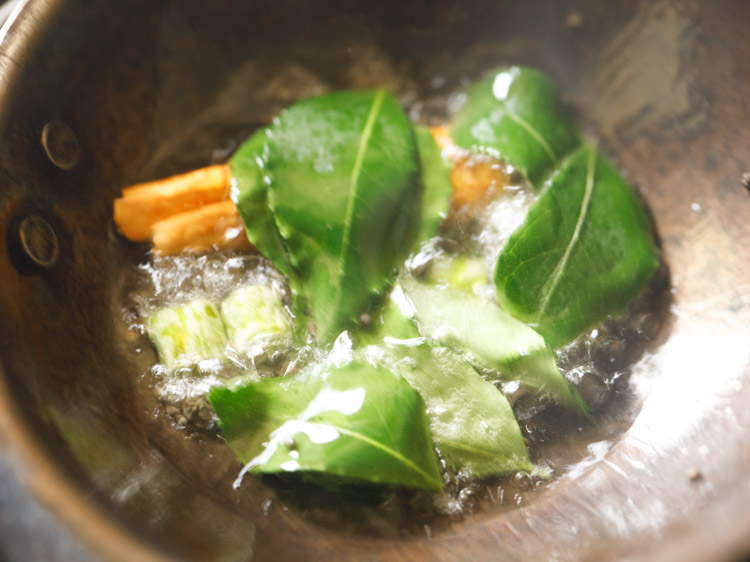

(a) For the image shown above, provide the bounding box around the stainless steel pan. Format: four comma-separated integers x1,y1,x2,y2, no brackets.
0,1,748,560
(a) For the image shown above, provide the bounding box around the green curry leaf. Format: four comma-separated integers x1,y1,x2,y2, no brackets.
215,70,658,490
451,66,581,189
450,66,658,347
244,89,421,344
493,350,590,416
229,129,296,281
358,292,535,477
495,144,659,347
413,125,452,243
401,277,544,365
208,359,443,491
377,341,535,478
399,278,587,413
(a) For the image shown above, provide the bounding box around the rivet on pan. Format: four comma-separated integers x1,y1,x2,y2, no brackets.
566,11,584,28
41,120,80,171
17,215,59,269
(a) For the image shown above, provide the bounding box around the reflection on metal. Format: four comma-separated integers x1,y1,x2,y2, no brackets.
0,0,22,28
41,120,80,171
16,214,59,269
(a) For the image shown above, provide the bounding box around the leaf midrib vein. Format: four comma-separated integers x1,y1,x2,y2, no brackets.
506,110,558,167
337,90,385,283
538,146,597,317
332,424,438,487
245,416,438,488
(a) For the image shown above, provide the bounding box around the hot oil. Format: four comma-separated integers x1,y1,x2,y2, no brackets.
114,65,672,539
121,252,312,430
387,180,671,531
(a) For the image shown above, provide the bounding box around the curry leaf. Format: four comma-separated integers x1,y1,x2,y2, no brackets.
401,277,547,366
375,341,535,478
359,292,537,477
208,358,443,491
229,129,296,281
451,66,581,189
492,351,590,415
414,125,452,243
450,66,658,347
259,90,420,344
495,144,659,347
399,278,588,413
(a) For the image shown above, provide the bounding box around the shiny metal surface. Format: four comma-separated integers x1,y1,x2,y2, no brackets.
0,1,748,561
